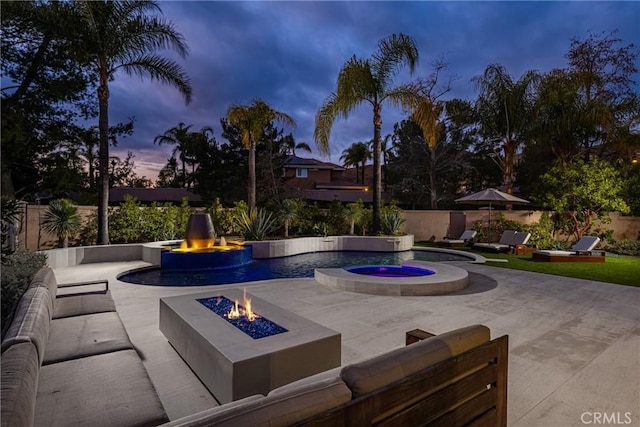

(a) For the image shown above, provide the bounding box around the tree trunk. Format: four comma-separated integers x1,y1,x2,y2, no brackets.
429,147,438,210
350,219,355,235
361,161,365,186
97,60,110,245
248,141,256,209
284,220,289,238
372,103,382,235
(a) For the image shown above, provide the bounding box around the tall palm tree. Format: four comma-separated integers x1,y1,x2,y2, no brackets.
340,142,371,184
41,198,81,248
412,97,445,209
154,122,194,187
471,64,538,195
75,0,192,244
227,99,296,209
315,33,420,234
282,137,312,157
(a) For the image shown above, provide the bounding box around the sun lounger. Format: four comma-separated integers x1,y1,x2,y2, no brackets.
533,236,604,262
436,230,477,247
473,230,531,253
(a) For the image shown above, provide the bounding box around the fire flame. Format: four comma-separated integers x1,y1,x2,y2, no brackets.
226,288,259,321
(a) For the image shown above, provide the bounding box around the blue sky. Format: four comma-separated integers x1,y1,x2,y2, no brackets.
104,1,640,181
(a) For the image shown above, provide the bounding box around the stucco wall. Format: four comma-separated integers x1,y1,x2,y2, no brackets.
14,204,640,250
402,209,639,243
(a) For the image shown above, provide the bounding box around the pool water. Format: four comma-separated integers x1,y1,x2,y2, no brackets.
119,250,472,287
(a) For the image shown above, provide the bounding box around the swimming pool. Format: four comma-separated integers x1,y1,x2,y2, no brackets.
118,249,473,287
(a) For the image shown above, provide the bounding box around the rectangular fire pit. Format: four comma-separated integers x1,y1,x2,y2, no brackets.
159,289,341,403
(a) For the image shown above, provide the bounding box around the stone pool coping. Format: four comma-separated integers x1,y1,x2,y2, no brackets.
44,235,485,269
315,260,470,296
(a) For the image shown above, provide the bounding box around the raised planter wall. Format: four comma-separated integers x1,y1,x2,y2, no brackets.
43,236,414,268
248,235,414,259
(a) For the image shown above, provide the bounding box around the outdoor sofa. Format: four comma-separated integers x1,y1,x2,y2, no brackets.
473,230,531,253
533,236,604,262
436,229,477,247
1,267,509,427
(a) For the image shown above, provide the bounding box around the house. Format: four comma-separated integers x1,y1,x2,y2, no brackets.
282,156,389,203
109,187,203,206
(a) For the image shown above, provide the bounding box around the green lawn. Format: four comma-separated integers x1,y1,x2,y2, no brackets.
415,242,640,287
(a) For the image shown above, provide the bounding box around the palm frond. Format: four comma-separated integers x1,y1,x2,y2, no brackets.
314,93,339,155
118,54,192,103
383,82,422,111
335,56,376,109
372,33,419,86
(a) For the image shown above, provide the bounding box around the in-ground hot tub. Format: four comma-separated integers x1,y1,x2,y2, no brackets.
346,265,435,278
315,260,468,296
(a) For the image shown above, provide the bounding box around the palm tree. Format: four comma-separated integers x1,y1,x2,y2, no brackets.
282,137,312,157
41,198,81,248
471,64,538,195
227,99,296,209
154,122,194,187
75,0,192,245
340,142,371,184
315,33,420,234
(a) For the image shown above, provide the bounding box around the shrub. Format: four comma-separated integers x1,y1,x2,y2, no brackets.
521,212,555,249
379,202,405,236
206,198,235,236
326,199,348,236
313,222,329,238
1,251,47,331
1,196,21,256
235,208,278,241
608,240,640,257
380,211,405,235
41,199,81,248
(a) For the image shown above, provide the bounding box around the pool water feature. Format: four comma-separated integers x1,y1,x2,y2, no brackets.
347,265,435,278
119,249,474,287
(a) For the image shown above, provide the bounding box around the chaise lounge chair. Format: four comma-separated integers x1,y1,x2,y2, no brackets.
473,230,531,253
533,236,604,262
436,230,477,247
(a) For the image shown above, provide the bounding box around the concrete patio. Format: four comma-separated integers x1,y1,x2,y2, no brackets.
52,260,640,426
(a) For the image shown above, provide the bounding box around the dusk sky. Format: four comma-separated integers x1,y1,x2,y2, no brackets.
104,1,640,182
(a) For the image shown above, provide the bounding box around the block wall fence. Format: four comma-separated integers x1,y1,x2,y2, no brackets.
14,204,640,251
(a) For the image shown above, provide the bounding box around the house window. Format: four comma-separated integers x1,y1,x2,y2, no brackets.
296,168,308,178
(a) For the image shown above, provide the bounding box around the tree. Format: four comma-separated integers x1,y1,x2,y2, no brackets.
1,1,94,197
536,158,629,240
41,198,81,248
532,32,639,165
345,200,365,235
472,64,539,195
279,198,301,238
154,122,193,188
226,99,296,209
282,137,312,157
340,142,371,184
315,33,420,234
75,0,192,245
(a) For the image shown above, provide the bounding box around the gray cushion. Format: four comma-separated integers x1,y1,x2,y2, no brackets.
1,287,52,364
43,312,133,365
53,291,116,319
341,325,490,397
0,342,40,427
29,267,58,298
36,349,169,427
164,376,351,427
